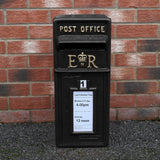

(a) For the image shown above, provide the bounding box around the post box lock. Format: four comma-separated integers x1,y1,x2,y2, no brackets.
53,15,111,147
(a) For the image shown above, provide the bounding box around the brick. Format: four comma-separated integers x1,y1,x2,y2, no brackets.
117,25,158,38
10,97,51,110
52,68,54,80
8,40,50,54
29,55,53,67
0,42,5,54
32,82,54,95
137,68,160,80
51,9,92,20
7,10,49,24
115,53,156,66
0,70,7,82
137,95,160,107
111,53,114,66
30,0,72,8
117,82,157,94
94,10,136,22
0,111,30,123
110,108,116,121
0,98,7,110
138,40,160,52
32,110,55,122
158,54,160,65
138,10,160,22
159,82,160,92
51,40,53,53
0,11,3,24
0,84,29,96
110,82,115,94
118,0,159,8
110,95,135,108
8,69,50,82
0,26,27,39
117,108,158,120
52,96,55,108
111,67,136,80
29,26,52,39
0,0,27,8
74,0,116,7
0,55,28,68
111,40,136,53
111,25,115,38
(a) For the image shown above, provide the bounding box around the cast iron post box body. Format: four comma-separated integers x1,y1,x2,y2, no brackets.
53,15,111,147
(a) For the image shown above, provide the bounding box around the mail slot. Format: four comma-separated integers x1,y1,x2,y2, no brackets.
53,15,111,147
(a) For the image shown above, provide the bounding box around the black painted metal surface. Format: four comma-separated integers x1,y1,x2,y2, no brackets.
53,14,111,147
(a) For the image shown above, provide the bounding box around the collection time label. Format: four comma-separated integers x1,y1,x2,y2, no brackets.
73,91,93,133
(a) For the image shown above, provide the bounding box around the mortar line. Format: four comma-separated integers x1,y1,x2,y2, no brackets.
157,79,159,94
2,66,160,70
114,24,117,38
135,9,138,22
27,0,30,8
3,37,160,41
0,24,53,26
3,9,6,24
156,52,159,66
72,0,74,8
4,7,160,10
27,25,30,39
116,0,118,8
48,10,51,24
1,22,160,26
5,40,8,54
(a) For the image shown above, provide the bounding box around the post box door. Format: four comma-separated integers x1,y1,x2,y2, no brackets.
53,14,111,147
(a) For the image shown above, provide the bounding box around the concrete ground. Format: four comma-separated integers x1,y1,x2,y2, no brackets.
0,121,159,160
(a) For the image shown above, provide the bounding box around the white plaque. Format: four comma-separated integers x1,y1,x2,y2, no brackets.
80,80,87,89
73,91,93,133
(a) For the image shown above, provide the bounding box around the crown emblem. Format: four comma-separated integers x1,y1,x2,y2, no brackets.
78,52,87,63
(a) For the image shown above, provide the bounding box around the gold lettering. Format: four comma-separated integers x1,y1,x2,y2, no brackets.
97,26,100,32
73,26,76,32
68,55,77,68
101,26,105,33
68,26,72,32
60,26,63,32
81,26,85,32
64,26,68,32
86,26,89,32
61,25,105,33
90,26,93,32
87,55,98,68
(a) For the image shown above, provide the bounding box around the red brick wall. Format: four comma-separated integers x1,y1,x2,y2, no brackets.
0,0,160,122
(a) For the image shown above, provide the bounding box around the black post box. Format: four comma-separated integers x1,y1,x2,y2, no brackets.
53,15,111,147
